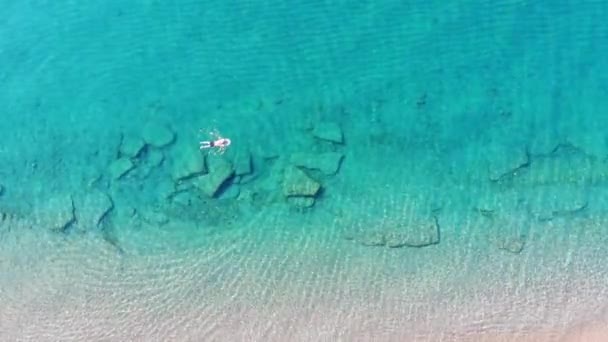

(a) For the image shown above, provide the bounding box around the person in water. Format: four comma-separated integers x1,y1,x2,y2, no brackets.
200,129,231,154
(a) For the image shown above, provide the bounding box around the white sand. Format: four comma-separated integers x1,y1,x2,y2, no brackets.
2,211,607,342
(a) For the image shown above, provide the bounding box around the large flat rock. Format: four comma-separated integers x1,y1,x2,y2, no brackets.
384,217,441,248
35,194,75,231
232,150,252,176
567,129,608,159
171,145,207,181
194,157,234,197
344,215,440,248
312,121,343,143
289,152,344,175
515,151,608,186
282,166,321,197
109,157,135,180
119,134,146,158
142,122,175,148
523,185,587,221
485,144,529,181
529,131,562,156
75,190,114,230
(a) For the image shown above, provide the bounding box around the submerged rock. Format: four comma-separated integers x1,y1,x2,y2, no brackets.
524,185,587,221
146,149,165,167
529,132,562,156
516,151,607,186
286,196,316,208
75,190,114,230
142,122,175,148
282,166,322,208
384,217,440,248
140,208,170,226
358,231,386,247
232,150,253,176
36,194,75,231
486,144,529,181
171,145,206,181
109,157,135,180
171,190,196,207
483,212,530,254
312,121,343,143
218,183,240,200
568,129,608,159
282,166,321,197
156,179,176,199
119,134,146,158
135,150,165,179
496,235,526,254
345,215,440,248
194,157,234,197
289,152,344,175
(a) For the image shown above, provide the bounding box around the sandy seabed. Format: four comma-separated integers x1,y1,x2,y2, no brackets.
1,212,607,342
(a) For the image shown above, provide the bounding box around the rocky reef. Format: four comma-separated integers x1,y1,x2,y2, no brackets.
0,117,352,254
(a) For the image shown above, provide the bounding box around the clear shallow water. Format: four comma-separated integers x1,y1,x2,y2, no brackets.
1,1,608,341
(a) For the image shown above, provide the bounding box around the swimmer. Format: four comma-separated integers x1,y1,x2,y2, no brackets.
199,128,231,154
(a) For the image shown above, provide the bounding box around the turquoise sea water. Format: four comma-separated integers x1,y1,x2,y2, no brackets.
2,1,608,341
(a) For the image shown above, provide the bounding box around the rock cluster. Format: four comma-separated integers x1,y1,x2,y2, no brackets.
179,121,347,210
278,121,345,208
18,117,350,252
